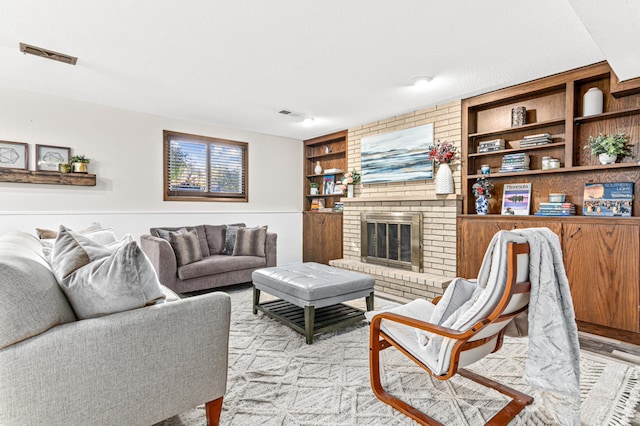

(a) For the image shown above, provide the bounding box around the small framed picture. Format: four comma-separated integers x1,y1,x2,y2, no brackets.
36,144,70,172
0,140,29,170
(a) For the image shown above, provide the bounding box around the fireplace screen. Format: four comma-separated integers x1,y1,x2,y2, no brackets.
361,212,422,272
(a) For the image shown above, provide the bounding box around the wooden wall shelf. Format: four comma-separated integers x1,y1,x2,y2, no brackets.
0,169,96,186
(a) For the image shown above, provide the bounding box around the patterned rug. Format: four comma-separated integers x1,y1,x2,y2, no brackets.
155,285,640,426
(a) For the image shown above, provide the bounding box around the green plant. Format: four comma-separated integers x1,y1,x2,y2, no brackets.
70,154,90,163
584,133,632,157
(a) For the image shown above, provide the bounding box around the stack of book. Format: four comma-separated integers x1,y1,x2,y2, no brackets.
499,153,529,172
310,198,324,211
520,133,553,148
535,202,576,216
478,138,506,153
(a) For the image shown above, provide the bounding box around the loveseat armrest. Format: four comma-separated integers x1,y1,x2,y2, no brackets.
140,233,179,290
0,292,231,426
265,232,277,267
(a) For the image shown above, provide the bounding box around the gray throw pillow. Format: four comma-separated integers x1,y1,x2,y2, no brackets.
167,229,203,266
50,226,166,320
233,226,267,257
222,225,242,255
156,227,187,241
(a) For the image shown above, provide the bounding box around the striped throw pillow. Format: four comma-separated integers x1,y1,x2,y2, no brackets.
233,226,267,257
168,230,203,266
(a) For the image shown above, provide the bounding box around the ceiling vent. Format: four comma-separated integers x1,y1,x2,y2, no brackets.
19,42,77,65
278,109,303,119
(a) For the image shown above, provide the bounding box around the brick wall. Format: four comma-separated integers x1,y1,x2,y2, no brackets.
330,100,463,302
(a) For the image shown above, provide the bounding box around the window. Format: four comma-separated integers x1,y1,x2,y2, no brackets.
163,130,248,202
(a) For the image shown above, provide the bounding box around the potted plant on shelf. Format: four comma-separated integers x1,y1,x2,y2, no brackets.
584,133,632,164
428,140,458,194
70,155,90,173
57,162,71,173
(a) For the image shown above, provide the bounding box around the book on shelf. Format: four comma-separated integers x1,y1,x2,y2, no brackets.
310,198,325,211
322,175,335,195
478,146,504,153
501,183,532,215
535,202,576,216
523,133,552,140
583,182,634,217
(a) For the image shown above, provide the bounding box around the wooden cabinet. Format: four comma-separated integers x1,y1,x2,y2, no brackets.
457,215,640,343
562,222,639,334
303,212,343,264
456,216,561,278
303,131,347,264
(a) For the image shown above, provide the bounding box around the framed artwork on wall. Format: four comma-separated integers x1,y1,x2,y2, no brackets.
361,123,434,184
0,140,28,170
36,144,70,172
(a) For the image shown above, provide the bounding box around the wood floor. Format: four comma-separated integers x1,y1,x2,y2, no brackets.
578,332,640,425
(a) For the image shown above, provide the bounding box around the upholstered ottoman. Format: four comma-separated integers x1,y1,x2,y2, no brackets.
252,262,375,344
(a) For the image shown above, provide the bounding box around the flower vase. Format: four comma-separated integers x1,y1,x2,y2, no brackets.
347,184,354,198
435,163,454,194
475,195,489,215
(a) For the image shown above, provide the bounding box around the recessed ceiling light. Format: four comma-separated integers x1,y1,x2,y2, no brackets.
303,117,315,126
411,76,433,88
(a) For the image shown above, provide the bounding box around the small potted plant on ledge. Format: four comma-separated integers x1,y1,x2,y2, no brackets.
472,177,494,215
70,155,90,173
584,132,632,164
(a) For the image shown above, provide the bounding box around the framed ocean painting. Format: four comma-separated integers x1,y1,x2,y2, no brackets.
361,123,434,184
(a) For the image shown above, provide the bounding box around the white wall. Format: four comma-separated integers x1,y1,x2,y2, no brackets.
0,88,303,264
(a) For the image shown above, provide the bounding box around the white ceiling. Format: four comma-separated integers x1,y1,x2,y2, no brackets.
0,1,637,141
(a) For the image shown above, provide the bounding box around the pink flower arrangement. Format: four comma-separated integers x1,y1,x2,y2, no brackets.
428,140,458,165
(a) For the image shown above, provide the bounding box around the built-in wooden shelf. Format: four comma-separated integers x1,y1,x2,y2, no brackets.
0,169,96,186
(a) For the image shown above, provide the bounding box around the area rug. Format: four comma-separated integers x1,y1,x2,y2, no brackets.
156,285,640,426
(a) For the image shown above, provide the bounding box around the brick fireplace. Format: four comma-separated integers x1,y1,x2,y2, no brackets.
329,101,463,303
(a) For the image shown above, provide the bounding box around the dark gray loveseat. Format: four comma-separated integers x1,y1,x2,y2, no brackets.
140,224,277,294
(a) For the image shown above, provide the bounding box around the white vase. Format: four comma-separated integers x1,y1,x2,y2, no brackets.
347,184,354,198
583,87,603,116
598,153,617,164
314,161,322,174
435,163,454,194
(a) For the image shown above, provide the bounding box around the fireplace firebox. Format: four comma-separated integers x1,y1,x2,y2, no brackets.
361,212,422,272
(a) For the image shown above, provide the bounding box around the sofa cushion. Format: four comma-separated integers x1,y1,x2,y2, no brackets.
222,224,244,255
152,225,210,257
0,231,76,350
233,226,267,257
204,223,246,255
51,226,166,320
168,229,203,266
177,254,267,281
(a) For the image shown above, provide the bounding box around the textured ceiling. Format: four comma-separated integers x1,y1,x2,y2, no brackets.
0,1,635,140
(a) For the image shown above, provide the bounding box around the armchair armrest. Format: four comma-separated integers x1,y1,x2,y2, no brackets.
140,233,178,289
0,292,231,426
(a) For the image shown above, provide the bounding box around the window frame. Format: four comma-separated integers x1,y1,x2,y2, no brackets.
163,130,248,202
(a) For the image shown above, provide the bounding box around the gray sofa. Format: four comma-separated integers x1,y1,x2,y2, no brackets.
141,224,277,294
0,230,231,426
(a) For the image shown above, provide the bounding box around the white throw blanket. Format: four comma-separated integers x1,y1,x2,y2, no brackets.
481,228,581,425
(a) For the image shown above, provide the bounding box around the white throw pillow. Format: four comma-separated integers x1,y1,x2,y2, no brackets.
50,226,165,319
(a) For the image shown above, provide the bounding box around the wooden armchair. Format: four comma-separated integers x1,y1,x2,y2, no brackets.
368,241,532,425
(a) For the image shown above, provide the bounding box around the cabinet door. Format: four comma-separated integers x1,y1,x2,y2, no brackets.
457,217,562,278
563,223,639,333
303,213,343,264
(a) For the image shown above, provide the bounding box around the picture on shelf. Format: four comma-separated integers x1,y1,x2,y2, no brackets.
323,174,335,195
36,144,70,172
583,182,633,217
501,183,532,215
0,140,28,170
